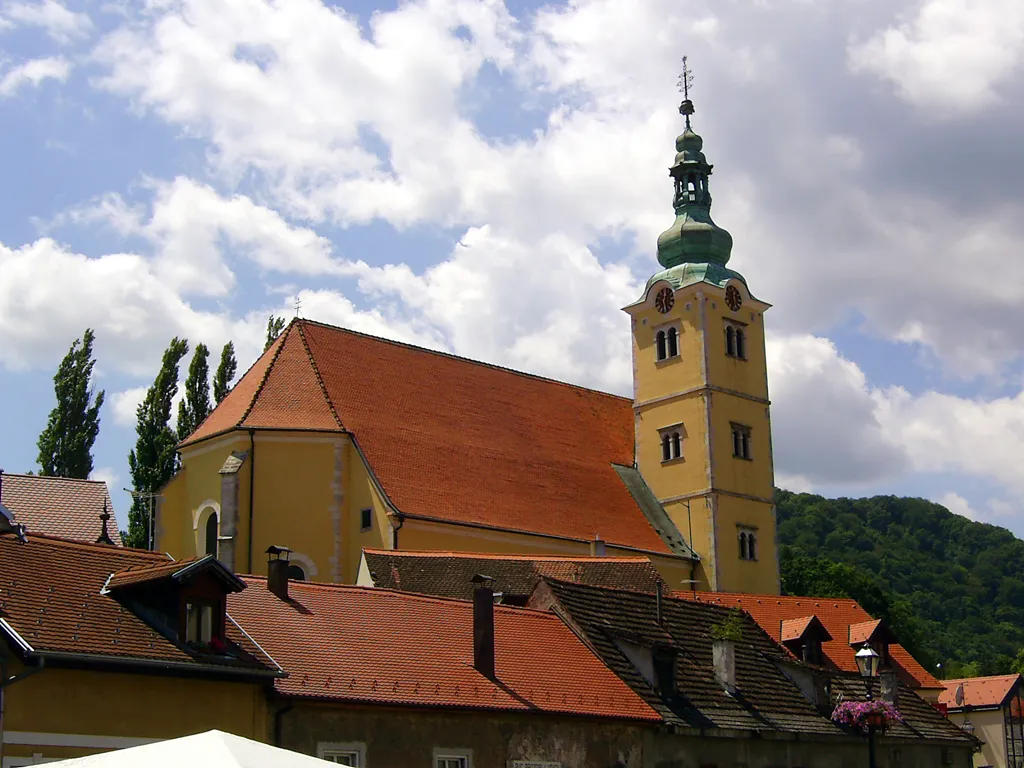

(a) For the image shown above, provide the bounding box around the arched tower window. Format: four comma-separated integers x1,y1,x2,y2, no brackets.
739,532,748,560
748,533,757,561
667,327,678,358
661,433,672,462
736,328,746,360
671,432,682,458
656,330,667,361
204,513,218,558
726,326,736,357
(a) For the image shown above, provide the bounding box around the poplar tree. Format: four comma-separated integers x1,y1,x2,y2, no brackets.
36,329,106,479
212,342,237,404
265,315,286,351
176,343,211,440
126,337,188,549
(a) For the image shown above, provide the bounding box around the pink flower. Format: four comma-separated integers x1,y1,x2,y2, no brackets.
832,699,903,732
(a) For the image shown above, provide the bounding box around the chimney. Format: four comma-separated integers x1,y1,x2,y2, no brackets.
472,574,496,680
266,545,292,600
590,535,606,557
0,468,4,502
713,639,737,694
880,669,899,707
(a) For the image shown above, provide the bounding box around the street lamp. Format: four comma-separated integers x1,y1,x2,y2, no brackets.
855,644,881,768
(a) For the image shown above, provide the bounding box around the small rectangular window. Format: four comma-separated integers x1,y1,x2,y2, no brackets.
318,742,365,766
659,425,683,463
186,602,213,644
360,508,373,531
434,749,471,768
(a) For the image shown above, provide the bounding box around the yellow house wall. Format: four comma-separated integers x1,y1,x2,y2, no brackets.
951,709,1004,768
1,654,268,763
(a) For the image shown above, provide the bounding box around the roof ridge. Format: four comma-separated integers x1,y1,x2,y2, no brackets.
240,319,299,423
239,575,559,617
294,319,345,430
297,318,633,405
362,549,651,563
14,532,168,558
687,591,868,610
1,473,108,486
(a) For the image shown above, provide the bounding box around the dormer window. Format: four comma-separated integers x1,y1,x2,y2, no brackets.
186,601,215,645
660,425,683,462
655,325,680,362
725,321,746,360
780,615,832,666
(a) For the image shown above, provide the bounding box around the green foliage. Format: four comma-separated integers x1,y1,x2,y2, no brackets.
212,342,237,404
36,329,106,479
176,343,211,440
265,315,286,351
711,608,745,641
125,338,188,549
777,488,1024,676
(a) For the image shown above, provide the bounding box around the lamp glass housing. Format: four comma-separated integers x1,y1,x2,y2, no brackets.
855,644,880,678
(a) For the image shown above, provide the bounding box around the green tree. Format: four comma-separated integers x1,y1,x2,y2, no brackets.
36,329,106,479
265,315,286,351
176,343,211,440
212,342,237,404
125,337,188,549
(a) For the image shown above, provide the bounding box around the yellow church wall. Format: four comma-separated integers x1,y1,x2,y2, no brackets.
1,654,268,763
344,443,393,583
712,494,779,594
630,299,706,402
709,396,774,500
662,494,715,591
702,292,770,401
633,393,709,501
158,468,189,558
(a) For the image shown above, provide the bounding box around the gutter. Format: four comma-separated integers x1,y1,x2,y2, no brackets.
19,649,284,679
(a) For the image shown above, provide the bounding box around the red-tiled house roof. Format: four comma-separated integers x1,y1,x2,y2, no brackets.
0,533,278,677
360,549,664,602
0,472,122,546
677,591,942,691
227,577,659,721
180,319,686,556
940,675,1023,711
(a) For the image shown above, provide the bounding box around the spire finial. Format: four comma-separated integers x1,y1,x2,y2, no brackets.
294,295,302,318
97,500,114,545
677,55,695,129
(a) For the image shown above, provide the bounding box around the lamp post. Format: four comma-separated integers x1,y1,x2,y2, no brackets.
855,644,881,768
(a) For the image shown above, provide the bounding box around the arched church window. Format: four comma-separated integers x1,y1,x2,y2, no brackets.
732,426,742,457
667,327,678,358
748,532,757,561
739,532,748,560
735,328,746,360
671,432,681,459
286,564,306,582
726,326,736,357
204,513,218,558
656,330,667,361
662,433,672,462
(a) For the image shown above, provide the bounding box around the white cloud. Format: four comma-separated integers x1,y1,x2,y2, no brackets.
0,56,69,97
2,0,92,43
935,491,977,520
109,386,145,427
88,465,120,493
849,0,1024,111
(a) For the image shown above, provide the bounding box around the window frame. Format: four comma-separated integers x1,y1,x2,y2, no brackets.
654,321,681,363
433,748,472,768
724,319,748,361
658,423,684,463
737,525,758,562
185,600,215,645
730,422,752,460
317,741,366,766
360,507,373,532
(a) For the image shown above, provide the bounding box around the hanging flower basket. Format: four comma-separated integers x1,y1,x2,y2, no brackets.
832,699,903,733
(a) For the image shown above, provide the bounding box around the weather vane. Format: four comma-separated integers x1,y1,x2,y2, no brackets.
677,55,695,128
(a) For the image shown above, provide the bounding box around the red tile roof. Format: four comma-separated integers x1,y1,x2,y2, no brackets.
677,591,942,690
0,472,122,546
361,549,664,601
940,675,1022,711
780,615,819,643
848,618,885,645
181,319,676,555
0,533,276,675
228,577,660,721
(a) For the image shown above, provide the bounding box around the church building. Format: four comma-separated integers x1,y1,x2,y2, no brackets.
156,90,779,595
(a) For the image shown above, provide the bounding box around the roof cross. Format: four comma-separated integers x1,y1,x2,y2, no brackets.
677,55,695,128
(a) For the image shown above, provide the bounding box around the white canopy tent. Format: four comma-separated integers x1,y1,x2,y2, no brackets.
45,730,334,767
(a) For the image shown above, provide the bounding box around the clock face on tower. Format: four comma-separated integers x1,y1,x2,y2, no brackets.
725,285,742,312
655,287,675,314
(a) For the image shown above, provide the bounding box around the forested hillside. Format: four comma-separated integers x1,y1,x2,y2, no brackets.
777,489,1024,676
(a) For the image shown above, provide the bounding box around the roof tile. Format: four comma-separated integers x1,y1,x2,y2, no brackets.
940,675,1022,710
0,473,121,546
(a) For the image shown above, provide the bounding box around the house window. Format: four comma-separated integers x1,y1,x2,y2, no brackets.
361,508,373,531
731,423,752,460
725,323,747,360
660,427,682,462
318,742,366,766
434,749,472,768
739,529,757,561
186,602,214,644
655,325,680,362
204,513,218,558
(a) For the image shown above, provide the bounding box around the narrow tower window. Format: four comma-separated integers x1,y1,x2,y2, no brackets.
739,532,748,560
660,427,683,462
731,424,752,460
738,528,758,561
204,513,218,558
735,328,746,360
656,330,667,361
662,433,672,462
667,326,678,358
726,326,736,357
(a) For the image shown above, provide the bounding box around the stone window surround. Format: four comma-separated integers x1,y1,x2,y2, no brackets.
659,423,684,464
434,747,473,768
654,320,682,363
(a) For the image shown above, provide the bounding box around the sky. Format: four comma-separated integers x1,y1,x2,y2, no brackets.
2,0,1024,536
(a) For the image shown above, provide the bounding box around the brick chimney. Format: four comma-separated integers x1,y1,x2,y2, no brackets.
266,545,292,600
472,574,496,680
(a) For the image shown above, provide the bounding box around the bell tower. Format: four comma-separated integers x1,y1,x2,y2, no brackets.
624,60,779,594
